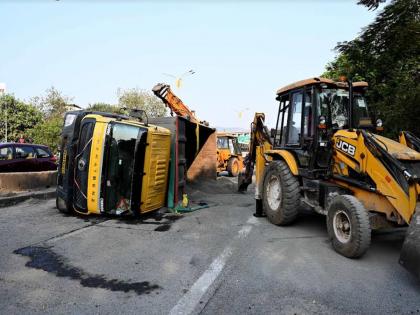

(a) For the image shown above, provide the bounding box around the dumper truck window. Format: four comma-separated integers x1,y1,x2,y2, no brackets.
103,123,141,215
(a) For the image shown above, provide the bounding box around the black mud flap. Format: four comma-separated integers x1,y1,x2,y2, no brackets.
399,207,420,280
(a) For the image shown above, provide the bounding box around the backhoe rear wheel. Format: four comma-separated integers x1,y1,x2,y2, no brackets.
327,195,371,258
262,160,300,225
227,157,240,177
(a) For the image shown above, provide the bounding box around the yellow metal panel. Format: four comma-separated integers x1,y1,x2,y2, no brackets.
87,121,107,214
140,128,171,213
332,130,418,224
266,149,299,175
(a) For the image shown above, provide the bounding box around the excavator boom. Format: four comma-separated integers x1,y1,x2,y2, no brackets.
238,113,272,192
152,83,199,124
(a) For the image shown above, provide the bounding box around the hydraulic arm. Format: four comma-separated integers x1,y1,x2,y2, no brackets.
399,131,420,152
152,83,201,124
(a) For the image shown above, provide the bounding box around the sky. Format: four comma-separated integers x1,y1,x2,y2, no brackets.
0,0,377,129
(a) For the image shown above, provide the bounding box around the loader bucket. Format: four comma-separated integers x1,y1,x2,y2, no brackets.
238,172,247,192
399,206,420,280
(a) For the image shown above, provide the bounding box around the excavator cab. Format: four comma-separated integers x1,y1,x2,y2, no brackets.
272,79,372,175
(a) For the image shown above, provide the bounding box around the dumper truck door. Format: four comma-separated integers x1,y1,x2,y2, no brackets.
399,205,420,280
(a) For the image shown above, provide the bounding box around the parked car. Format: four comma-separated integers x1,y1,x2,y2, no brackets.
0,143,57,172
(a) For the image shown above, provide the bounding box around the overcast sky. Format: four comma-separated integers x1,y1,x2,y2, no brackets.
0,1,377,129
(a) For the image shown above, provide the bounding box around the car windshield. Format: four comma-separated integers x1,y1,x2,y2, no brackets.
319,88,369,128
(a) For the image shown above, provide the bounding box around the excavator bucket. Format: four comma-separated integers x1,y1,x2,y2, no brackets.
238,172,249,192
399,206,420,280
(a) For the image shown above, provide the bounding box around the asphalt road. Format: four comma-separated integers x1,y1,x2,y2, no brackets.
0,177,419,314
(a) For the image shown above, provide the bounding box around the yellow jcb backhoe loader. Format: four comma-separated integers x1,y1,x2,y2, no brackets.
216,132,244,177
238,77,420,279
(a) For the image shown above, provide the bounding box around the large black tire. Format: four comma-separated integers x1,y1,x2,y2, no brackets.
262,160,300,225
327,195,371,258
227,157,240,177
56,196,72,214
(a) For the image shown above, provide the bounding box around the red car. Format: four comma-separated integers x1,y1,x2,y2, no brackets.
0,143,57,173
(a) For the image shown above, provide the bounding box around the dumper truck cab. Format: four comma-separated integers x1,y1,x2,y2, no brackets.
216,132,244,177
56,110,171,216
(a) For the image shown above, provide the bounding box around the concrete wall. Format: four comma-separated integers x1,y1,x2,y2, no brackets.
0,171,57,192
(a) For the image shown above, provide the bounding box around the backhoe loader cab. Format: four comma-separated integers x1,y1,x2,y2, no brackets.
56,110,171,216
240,77,420,261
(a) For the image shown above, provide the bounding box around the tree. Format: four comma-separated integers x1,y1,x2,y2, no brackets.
30,86,73,118
118,88,167,118
357,0,386,10
27,116,63,153
0,94,43,142
87,102,125,114
27,87,74,151
323,0,420,137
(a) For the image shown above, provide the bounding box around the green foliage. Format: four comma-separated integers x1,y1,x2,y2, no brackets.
0,94,43,142
357,0,386,10
30,86,73,118
323,0,420,137
27,117,63,153
87,102,125,114
118,88,167,118
25,87,73,151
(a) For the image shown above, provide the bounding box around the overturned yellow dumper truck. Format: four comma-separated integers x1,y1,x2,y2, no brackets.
56,106,216,216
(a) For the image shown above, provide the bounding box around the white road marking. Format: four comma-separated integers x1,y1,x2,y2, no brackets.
237,225,252,239
169,216,254,315
246,215,260,225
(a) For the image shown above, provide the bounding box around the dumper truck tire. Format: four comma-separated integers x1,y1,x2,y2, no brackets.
227,157,240,177
262,160,300,225
327,195,371,258
56,196,72,214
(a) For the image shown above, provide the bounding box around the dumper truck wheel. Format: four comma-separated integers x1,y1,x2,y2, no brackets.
262,160,300,225
327,195,371,258
56,196,72,214
227,158,240,177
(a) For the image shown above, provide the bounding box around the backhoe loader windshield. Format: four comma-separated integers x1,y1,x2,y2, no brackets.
319,88,369,128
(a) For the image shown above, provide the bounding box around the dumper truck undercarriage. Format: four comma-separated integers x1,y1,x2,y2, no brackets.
239,78,420,269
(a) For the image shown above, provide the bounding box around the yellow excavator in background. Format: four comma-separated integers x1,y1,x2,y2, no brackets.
239,77,420,279
216,132,244,177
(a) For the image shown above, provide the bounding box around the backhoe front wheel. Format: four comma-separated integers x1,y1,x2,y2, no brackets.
262,160,300,225
327,195,371,258
227,157,240,177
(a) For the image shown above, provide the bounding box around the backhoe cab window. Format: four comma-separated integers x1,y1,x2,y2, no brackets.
319,88,369,129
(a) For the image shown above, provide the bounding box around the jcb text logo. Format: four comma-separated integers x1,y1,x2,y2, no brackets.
336,140,356,157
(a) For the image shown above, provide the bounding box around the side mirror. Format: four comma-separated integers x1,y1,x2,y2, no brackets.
129,109,148,125
376,118,384,132
318,116,327,129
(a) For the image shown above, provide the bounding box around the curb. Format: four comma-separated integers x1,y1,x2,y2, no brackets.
0,189,56,208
